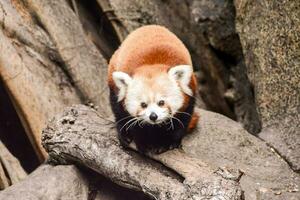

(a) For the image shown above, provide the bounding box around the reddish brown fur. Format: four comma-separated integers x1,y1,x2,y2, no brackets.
188,113,199,132
108,25,198,128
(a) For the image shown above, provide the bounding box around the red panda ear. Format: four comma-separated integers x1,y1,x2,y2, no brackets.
168,65,193,96
112,72,132,101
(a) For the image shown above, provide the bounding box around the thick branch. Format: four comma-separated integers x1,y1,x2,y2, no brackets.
0,0,81,159
26,0,111,116
42,104,300,200
42,105,243,200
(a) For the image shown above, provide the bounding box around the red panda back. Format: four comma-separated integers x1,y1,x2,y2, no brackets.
111,25,192,76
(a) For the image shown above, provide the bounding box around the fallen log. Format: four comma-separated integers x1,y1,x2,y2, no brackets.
42,104,300,200
42,105,243,200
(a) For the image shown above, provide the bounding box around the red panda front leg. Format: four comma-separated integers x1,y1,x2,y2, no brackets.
153,128,185,154
116,121,133,148
109,87,133,148
170,129,185,148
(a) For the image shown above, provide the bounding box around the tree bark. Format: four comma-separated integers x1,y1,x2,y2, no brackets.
0,0,82,159
42,105,243,200
42,104,300,200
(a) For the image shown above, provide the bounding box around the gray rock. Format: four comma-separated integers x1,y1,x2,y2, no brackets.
234,0,300,171
183,108,300,200
0,165,89,200
0,164,150,200
190,0,238,56
190,0,262,134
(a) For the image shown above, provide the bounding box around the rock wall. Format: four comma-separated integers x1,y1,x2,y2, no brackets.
235,0,300,171
189,0,262,134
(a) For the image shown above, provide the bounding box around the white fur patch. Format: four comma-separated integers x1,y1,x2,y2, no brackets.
168,65,193,96
112,72,132,101
124,75,184,124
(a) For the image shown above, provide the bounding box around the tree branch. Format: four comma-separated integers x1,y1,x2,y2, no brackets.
42,105,243,200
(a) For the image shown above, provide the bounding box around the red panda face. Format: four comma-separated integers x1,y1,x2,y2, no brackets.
125,75,183,124
112,65,193,125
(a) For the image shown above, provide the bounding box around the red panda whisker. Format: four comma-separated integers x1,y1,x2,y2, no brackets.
141,120,147,127
131,118,140,128
167,117,174,130
157,122,162,127
133,118,142,127
142,120,147,128
120,118,138,132
125,120,135,131
137,120,143,128
171,116,185,128
115,116,132,124
165,118,172,130
126,118,139,131
176,111,192,117
162,121,167,126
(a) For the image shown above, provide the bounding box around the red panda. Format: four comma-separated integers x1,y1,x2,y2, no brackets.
108,25,198,153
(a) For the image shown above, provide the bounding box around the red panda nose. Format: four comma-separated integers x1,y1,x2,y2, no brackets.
149,112,158,121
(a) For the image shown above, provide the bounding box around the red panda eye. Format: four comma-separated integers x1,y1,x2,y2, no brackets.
158,100,165,106
141,102,147,108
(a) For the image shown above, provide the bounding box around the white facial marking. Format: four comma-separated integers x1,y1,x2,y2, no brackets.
168,65,193,96
112,72,132,101
124,74,184,124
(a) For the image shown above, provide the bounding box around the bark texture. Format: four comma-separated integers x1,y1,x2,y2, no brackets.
42,105,299,200
235,0,300,171
0,0,111,159
42,105,243,200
